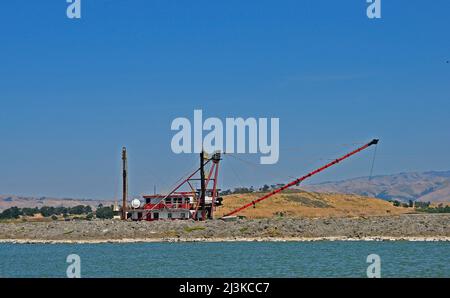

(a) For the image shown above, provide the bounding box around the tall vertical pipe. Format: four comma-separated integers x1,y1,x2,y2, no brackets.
200,151,206,220
122,147,128,220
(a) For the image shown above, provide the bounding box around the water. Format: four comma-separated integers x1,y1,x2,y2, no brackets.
0,241,449,277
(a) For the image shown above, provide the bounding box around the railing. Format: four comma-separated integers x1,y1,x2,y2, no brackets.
143,203,191,210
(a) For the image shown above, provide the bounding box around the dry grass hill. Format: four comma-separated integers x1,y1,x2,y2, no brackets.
216,190,410,219
303,171,450,203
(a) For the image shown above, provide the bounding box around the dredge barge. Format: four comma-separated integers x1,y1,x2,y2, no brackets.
125,150,223,221
121,139,379,221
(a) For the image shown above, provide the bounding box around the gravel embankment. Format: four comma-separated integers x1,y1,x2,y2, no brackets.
0,214,449,243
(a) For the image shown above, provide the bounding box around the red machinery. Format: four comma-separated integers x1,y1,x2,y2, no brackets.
128,151,223,221
222,139,379,218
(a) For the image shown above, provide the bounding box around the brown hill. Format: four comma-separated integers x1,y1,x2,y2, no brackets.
0,195,112,212
215,190,410,219
303,171,450,203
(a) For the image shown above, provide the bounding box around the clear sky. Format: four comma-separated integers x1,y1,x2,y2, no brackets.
0,1,449,199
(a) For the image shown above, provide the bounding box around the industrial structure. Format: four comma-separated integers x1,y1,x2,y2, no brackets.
122,139,379,221
125,150,223,221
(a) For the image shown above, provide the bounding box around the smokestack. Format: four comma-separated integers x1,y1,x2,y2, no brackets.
122,147,128,220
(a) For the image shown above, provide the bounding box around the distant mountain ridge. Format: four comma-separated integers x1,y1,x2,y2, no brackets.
303,170,450,203
0,195,113,211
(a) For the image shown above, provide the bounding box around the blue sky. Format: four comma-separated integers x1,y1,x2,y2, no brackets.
0,1,449,199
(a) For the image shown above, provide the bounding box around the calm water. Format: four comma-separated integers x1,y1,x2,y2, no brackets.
0,241,449,277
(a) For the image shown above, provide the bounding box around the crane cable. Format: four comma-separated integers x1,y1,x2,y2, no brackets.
224,153,283,187
222,154,245,187
369,143,378,181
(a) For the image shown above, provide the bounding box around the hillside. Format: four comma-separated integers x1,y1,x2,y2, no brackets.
216,190,409,219
0,195,112,212
303,171,450,203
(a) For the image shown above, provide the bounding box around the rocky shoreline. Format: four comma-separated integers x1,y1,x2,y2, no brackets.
0,214,449,244
1,236,449,244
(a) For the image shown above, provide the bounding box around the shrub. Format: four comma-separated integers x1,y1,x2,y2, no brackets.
184,226,206,233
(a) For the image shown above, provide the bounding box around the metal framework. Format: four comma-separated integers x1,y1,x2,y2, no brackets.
139,151,222,221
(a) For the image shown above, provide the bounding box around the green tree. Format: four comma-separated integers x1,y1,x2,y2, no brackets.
84,205,93,214
96,206,114,219
0,207,22,219
40,206,56,217
69,205,86,215
220,189,232,196
54,206,68,215
22,207,39,217
233,187,253,194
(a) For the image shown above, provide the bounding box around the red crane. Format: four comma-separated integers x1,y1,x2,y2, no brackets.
222,139,379,218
